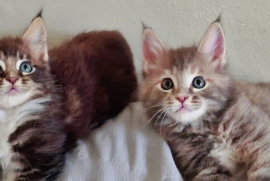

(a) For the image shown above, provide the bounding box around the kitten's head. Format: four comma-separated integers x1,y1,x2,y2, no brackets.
0,15,51,109
140,21,232,127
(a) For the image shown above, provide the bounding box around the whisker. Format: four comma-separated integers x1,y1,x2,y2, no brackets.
146,107,165,125
143,104,164,110
159,110,168,134
153,109,167,130
144,100,175,110
155,109,166,123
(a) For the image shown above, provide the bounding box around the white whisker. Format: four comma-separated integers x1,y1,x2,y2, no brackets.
146,107,165,125
153,109,167,130
143,104,164,110
159,110,168,134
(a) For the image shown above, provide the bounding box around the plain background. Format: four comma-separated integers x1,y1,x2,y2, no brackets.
0,0,270,82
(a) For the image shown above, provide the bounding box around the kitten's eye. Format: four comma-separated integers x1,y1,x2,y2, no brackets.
19,62,34,74
0,60,5,72
192,76,205,89
161,78,174,90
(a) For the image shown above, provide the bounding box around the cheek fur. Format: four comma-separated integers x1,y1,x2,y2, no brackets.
140,82,171,113
21,77,30,85
0,79,10,93
200,84,228,111
15,78,35,92
0,67,51,109
186,95,203,110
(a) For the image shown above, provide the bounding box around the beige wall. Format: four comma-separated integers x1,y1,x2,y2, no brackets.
0,0,270,82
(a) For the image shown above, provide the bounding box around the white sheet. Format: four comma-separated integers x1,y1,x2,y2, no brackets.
58,102,183,181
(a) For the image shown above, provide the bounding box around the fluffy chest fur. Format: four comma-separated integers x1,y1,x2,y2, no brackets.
140,17,270,181
210,82,270,178
0,96,50,174
165,82,270,181
0,14,71,180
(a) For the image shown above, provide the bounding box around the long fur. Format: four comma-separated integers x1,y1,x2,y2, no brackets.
140,22,270,180
49,31,138,139
0,35,66,181
0,14,137,180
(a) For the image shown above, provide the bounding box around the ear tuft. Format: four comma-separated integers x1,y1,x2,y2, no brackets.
35,8,43,19
141,22,149,31
142,28,166,73
22,15,48,62
198,22,226,65
214,14,222,23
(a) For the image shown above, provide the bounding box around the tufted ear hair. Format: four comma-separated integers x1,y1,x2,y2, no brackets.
198,21,226,65
22,12,48,62
142,28,166,74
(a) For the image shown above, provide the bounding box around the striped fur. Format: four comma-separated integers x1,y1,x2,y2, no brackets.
140,21,270,180
0,15,66,180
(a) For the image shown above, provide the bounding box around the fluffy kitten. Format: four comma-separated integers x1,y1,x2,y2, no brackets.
49,30,137,139
139,20,270,181
0,13,138,180
0,15,66,180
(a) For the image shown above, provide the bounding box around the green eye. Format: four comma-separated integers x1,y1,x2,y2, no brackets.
161,78,174,90
19,62,33,73
192,76,205,89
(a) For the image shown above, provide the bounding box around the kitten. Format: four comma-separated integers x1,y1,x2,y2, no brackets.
139,19,270,181
49,29,138,139
0,15,66,180
0,12,138,180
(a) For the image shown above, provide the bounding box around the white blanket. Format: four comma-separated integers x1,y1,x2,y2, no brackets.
58,102,183,181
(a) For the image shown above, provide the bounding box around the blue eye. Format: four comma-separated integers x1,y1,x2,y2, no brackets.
192,76,205,89
19,62,33,73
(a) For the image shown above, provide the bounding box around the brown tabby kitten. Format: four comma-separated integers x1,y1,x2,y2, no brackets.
49,29,137,139
139,19,270,181
0,15,66,180
0,12,137,180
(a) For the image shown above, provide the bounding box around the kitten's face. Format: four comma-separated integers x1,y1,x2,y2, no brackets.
0,17,49,109
140,22,232,126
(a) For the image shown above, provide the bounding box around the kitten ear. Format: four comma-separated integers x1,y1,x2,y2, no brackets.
22,15,48,62
198,22,225,65
142,28,166,73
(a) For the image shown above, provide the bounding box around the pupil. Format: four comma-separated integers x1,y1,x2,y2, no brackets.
197,79,201,85
162,79,173,90
23,64,31,72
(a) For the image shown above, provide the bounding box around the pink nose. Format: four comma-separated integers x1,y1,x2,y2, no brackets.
6,77,19,84
176,96,189,103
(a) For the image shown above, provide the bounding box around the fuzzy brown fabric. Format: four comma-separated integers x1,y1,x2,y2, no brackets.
49,30,138,139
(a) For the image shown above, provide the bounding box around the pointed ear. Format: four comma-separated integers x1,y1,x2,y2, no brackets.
22,16,48,62
198,22,225,65
142,28,166,73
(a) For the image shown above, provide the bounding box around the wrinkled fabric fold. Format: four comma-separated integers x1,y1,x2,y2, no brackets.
58,102,183,181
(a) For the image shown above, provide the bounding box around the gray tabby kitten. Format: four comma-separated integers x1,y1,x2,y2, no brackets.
139,19,270,181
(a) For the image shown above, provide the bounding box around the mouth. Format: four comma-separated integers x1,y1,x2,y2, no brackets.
177,105,191,112
7,87,19,95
